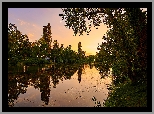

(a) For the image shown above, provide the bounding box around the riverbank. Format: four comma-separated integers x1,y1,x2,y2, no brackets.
103,80,147,107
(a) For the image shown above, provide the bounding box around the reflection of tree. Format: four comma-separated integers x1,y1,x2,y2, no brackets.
8,64,80,106
89,63,94,69
77,65,84,83
63,65,78,80
94,64,109,79
50,64,78,88
39,75,50,105
8,73,29,107
50,65,60,88
52,75,59,88
8,75,20,107
8,66,42,107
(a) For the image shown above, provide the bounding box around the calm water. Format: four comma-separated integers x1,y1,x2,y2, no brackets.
8,64,112,107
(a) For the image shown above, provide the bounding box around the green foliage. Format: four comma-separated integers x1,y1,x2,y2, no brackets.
21,58,50,66
8,57,19,66
103,81,147,107
85,55,95,64
59,8,103,36
8,23,32,65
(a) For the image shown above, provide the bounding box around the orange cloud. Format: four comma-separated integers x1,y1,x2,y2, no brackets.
15,18,42,42
28,33,34,37
17,19,30,26
27,33,35,42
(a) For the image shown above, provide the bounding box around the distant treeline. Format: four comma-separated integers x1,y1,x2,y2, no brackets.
8,23,95,66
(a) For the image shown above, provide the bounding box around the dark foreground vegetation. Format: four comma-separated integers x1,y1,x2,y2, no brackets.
8,8,148,107
103,80,147,107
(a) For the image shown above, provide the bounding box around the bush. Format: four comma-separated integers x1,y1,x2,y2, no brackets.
103,81,147,107
8,57,19,66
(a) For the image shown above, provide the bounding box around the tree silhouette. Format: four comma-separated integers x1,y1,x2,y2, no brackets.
77,65,84,83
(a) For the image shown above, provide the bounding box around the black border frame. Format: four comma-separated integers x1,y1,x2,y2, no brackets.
3,2,152,112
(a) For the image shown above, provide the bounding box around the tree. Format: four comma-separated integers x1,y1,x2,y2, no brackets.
77,42,86,63
42,23,52,57
86,55,95,64
50,40,59,63
59,8,147,83
8,23,30,65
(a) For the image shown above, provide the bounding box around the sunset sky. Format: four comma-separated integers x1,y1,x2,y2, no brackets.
8,8,147,56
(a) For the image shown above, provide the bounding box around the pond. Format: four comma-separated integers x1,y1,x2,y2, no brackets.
8,64,112,107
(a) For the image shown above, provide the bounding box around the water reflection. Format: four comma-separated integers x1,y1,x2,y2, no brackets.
89,63,94,69
8,64,112,107
77,64,84,83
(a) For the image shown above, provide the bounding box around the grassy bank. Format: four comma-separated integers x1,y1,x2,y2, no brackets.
103,80,147,107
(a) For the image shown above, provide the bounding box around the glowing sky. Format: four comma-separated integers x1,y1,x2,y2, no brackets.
8,8,147,56
8,8,109,56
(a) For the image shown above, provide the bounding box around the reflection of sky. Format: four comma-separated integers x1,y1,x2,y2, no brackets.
13,65,112,107
14,87,41,107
